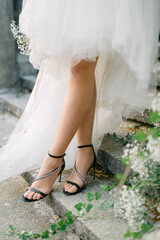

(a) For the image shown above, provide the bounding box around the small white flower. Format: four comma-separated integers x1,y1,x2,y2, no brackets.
114,186,147,232
146,135,160,163
10,21,30,55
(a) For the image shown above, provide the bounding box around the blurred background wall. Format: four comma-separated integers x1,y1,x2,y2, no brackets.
0,0,36,89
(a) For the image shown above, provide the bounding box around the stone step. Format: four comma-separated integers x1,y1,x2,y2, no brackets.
20,74,37,91
22,170,128,240
127,88,160,125
0,93,160,240
0,88,30,118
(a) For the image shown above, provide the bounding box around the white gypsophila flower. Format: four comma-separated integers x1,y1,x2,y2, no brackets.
114,186,147,232
146,135,160,163
122,142,139,161
10,21,30,55
131,156,147,179
151,94,160,114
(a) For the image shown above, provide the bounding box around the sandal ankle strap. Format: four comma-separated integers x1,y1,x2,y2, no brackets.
48,151,66,158
77,144,93,148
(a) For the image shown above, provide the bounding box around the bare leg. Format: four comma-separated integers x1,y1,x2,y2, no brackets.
24,59,98,200
64,81,96,193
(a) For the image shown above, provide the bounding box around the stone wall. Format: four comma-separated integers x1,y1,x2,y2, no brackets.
0,0,18,88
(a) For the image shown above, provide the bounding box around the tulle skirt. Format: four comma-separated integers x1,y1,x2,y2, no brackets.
0,0,160,181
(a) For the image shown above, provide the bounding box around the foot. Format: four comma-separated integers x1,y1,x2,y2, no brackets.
64,147,94,194
23,154,63,201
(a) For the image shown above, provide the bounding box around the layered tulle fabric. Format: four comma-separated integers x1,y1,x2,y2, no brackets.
0,0,160,181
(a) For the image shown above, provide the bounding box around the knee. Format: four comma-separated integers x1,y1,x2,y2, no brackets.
70,60,96,77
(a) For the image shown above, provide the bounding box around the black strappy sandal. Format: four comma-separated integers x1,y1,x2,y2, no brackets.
22,151,66,202
63,144,96,196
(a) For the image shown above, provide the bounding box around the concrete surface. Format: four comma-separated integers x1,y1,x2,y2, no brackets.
0,111,18,147
0,88,30,117
23,169,129,240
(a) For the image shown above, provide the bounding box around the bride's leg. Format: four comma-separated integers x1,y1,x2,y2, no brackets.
64,81,96,193
24,59,97,200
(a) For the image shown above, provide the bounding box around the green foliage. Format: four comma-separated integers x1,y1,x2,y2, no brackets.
134,130,147,142
122,156,130,165
148,127,160,139
100,184,108,192
124,223,154,239
5,211,74,239
115,173,123,180
83,203,93,213
87,192,95,201
99,201,114,210
87,192,102,201
106,132,134,145
74,202,83,211
148,111,160,123
42,230,49,239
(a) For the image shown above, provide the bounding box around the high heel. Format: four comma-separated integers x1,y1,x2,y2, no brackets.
63,144,96,196
22,151,66,202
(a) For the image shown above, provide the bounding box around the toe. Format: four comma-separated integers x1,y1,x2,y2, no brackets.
28,191,36,200
64,182,74,192
64,182,70,191
33,193,38,200
67,185,78,193
24,189,32,198
36,193,43,200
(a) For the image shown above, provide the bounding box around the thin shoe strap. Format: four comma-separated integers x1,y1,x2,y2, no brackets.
74,162,85,183
48,151,66,158
34,159,64,181
77,144,93,148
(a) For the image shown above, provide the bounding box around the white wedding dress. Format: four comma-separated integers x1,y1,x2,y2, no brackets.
0,0,160,182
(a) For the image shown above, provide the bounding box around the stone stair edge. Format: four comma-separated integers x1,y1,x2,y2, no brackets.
21,170,128,240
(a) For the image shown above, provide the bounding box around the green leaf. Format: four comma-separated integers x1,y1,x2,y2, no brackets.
157,166,160,175
113,133,117,138
10,225,16,231
4,231,13,236
33,233,41,239
134,131,147,142
100,184,108,192
87,192,95,201
99,201,114,210
95,192,102,200
148,111,160,123
28,230,33,236
65,211,74,226
74,202,83,211
153,175,158,183
76,212,84,218
42,230,49,239
148,127,160,139
124,229,132,238
65,218,74,226
14,232,21,239
141,223,149,233
50,224,57,234
83,203,93,213
58,219,63,227
115,173,123,180
132,232,143,238
22,235,30,240
57,220,66,232
65,211,72,219
122,156,130,165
